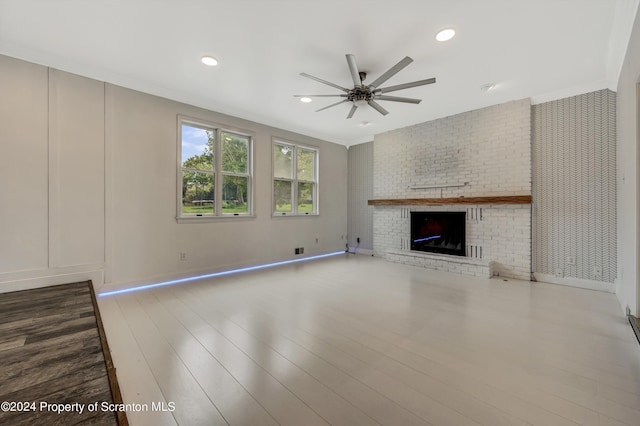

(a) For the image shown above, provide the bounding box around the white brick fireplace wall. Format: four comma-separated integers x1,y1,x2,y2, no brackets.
372,99,532,280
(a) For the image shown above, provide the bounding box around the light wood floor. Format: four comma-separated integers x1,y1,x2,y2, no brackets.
98,254,640,426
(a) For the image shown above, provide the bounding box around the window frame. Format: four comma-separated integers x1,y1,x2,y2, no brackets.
177,116,254,222
272,138,319,217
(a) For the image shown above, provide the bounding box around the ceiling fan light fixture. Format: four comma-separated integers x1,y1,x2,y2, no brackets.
300,97,312,103
201,56,218,66
436,28,456,42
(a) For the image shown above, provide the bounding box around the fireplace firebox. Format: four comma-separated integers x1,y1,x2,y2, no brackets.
410,211,466,256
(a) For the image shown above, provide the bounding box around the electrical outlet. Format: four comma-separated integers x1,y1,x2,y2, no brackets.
179,252,187,261
295,248,300,255
300,247,304,254
566,256,575,266
593,265,602,279
555,269,563,278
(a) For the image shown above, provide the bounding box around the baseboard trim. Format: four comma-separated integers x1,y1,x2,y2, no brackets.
533,273,615,293
0,269,104,294
348,247,374,255
99,251,346,295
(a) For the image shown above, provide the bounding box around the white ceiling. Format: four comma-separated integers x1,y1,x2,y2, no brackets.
0,0,637,146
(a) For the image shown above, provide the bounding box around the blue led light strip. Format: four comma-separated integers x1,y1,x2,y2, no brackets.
413,235,441,243
98,251,345,297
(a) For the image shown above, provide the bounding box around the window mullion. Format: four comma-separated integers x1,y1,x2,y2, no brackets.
223,171,250,178
183,167,214,175
291,146,298,213
248,150,254,216
215,129,223,216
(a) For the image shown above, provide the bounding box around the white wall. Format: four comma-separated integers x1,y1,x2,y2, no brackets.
106,84,347,288
617,8,640,315
0,54,348,293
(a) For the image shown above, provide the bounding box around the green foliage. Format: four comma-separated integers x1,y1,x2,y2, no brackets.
273,180,292,211
182,202,248,215
182,130,250,212
297,149,314,181
182,204,214,214
222,133,248,173
182,132,316,215
273,145,316,213
221,133,249,205
182,130,215,203
272,203,313,213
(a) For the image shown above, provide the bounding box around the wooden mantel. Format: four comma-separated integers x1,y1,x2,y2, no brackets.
368,195,532,206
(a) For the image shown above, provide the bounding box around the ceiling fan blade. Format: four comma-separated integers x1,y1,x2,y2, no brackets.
367,56,413,90
346,54,362,87
347,103,358,119
367,100,389,116
300,73,350,92
375,77,436,94
316,99,348,112
375,95,422,104
293,94,347,98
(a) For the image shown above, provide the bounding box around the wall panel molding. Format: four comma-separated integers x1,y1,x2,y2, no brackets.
347,142,374,250
0,54,49,275
48,69,106,269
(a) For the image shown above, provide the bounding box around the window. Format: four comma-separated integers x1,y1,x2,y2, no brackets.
178,118,252,220
273,140,318,215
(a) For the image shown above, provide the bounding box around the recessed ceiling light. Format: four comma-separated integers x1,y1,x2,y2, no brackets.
300,97,312,103
436,28,456,42
480,83,496,92
201,56,218,66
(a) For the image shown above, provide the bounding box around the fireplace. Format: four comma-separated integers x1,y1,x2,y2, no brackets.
410,211,466,256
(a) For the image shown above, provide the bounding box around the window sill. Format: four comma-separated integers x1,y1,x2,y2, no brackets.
176,215,255,224
271,212,319,218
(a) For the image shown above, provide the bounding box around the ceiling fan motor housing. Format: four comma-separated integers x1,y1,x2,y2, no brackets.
348,86,374,102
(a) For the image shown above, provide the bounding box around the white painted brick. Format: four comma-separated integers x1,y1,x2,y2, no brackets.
373,99,532,281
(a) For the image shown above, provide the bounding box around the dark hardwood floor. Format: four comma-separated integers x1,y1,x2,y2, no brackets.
631,314,640,346
0,282,123,425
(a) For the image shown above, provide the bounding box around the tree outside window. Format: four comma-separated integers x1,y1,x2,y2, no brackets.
179,120,252,219
273,141,318,215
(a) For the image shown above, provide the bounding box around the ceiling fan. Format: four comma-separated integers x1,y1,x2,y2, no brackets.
295,54,436,119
